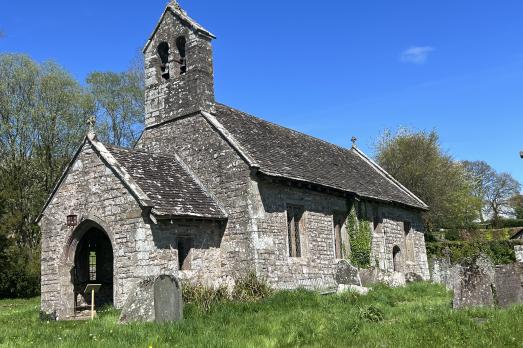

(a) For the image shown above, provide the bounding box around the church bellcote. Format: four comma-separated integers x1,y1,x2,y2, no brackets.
143,1,216,127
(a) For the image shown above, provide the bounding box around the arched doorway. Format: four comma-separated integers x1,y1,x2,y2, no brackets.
392,245,402,272
73,228,114,313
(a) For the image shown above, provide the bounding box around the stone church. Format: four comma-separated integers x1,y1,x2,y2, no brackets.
39,1,429,319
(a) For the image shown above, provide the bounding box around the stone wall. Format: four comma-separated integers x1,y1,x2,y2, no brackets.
365,203,429,280
137,114,256,278
40,143,149,318
249,178,429,289
252,180,348,289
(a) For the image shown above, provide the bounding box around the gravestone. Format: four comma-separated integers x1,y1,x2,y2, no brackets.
119,277,155,323
335,260,362,286
119,275,183,324
452,255,495,309
429,256,453,290
154,275,183,322
494,263,523,308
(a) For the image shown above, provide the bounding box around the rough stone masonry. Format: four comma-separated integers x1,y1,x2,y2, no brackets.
38,1,430,319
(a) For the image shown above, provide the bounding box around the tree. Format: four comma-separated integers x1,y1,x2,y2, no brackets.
486,173,521,222
0,54,94,249
462,161,495,222
375,129,481,230
87,66,144,147
510,194,523,219
463,161,521,223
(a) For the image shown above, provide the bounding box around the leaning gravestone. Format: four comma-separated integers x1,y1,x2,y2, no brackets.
154,275,183,322
119,275,183,323
335,260,362,286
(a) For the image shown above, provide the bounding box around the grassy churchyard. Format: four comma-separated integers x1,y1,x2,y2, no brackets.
1,283,523,347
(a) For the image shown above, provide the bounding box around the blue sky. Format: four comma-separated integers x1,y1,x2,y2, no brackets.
1,0,522,185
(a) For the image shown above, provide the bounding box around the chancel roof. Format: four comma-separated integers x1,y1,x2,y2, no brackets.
210,104,428,210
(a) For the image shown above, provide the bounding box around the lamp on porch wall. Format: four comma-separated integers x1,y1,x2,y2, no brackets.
66,215,78,227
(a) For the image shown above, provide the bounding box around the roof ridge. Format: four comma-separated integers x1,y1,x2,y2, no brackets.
215,103,355,156
106,143,186,162
352,147,429,209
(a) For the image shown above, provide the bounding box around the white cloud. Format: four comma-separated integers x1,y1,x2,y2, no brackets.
400,46,435,65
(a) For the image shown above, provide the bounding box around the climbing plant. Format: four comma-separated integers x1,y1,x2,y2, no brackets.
347,200,372,268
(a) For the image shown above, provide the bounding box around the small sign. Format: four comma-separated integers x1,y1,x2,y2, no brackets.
85,284,102,320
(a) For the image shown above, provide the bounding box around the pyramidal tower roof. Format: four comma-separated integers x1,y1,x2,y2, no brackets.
143,1,215,52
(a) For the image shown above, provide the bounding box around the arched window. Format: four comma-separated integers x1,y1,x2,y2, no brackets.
176,36,187,75
157,42,170,80
392,246,401,272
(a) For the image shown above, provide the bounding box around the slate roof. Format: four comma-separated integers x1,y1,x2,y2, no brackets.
212,103,428,210
105,145,226,219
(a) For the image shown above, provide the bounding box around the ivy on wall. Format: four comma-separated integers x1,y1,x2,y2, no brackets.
347,200,372,268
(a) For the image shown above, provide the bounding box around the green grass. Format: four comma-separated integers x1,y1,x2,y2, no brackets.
2,283,523,347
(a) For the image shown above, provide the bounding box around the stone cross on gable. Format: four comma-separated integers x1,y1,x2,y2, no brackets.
169,0,182,11
351,136,358,148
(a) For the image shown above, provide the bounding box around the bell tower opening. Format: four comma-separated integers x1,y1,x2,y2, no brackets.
73,228,114,313
176,36,187,75
143,1,216,127
157,42,170,80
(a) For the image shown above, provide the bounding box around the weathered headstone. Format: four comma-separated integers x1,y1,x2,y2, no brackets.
429,256,453,290
452,255,495,309
494,263,523,308
335,260,362,286
119,275,183,324
119,277,155,323
154,275,183,322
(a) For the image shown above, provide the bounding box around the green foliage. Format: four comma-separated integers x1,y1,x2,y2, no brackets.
375,128,482,231
427,240,523,265
490,218,523,229
182,282,229,313
183,273,272,313
232,272,273,302
444,229,461,241
86,69,144,147
347,202,372,267
358,305,384,322
511,194,523,220
0,54,96,297
5,283,523,347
